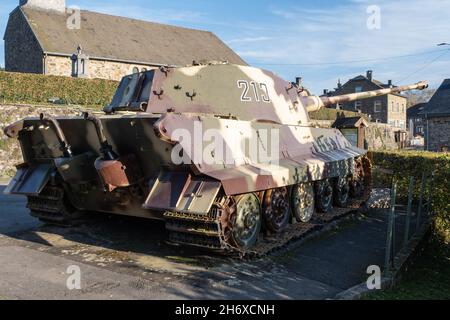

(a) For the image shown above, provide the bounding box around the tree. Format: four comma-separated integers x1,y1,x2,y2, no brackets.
404,89,436,108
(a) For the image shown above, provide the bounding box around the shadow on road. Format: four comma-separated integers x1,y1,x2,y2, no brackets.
0,184,418,300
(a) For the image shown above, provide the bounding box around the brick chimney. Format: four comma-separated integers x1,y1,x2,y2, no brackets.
366,70,373,81
20,0,66,13
388,80,393,87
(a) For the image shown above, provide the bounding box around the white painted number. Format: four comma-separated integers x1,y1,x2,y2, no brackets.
237,80,251,102
259,83,270,103
237,80,271,103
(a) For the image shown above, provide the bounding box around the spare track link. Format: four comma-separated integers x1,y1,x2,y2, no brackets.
164,156,373,259
27,186,80,225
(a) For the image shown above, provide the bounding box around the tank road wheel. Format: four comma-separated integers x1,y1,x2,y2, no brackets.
224,194,262,250
291,183,315,223
334,176,350,207
315,179,333,213
263,187,291,233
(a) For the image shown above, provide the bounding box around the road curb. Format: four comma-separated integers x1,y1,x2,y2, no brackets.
333,220,432,300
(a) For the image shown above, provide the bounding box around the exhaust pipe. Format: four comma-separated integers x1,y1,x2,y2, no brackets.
82,112,118,161
39,114,73,158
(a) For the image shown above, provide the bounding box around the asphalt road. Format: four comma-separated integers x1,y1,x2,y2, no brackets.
0,183,402,300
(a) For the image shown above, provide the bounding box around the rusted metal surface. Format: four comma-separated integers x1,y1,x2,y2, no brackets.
94,155,142,192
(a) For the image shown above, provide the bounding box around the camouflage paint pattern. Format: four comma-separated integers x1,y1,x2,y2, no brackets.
3,63,428,219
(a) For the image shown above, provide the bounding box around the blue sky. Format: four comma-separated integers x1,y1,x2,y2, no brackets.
1,0,450,94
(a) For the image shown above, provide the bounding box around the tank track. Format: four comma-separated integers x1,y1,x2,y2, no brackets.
25,158,372,259
164,198,369,259
165,156,373,259
27,186,82,225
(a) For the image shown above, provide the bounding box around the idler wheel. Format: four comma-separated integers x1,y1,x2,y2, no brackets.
263,187,291,233
291,183,315,223
334,176,350,207
225,194,262,250
315,179,333,213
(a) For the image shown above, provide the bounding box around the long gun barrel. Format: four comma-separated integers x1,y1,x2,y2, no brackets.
303,81,429,113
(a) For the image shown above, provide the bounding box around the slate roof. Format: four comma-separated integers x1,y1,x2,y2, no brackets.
330,74,405,98
18,6,246,66
421,79,450,118
407,103,427,118
332,117,369,128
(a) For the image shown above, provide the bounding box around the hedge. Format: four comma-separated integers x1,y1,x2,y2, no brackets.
310,108,369,121
371,150,450,244
0,71,118,108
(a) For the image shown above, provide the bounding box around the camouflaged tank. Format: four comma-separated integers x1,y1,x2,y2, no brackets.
4,62,428,254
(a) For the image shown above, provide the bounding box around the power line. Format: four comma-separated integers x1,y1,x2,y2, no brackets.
396,49,450,83
248,49,449,67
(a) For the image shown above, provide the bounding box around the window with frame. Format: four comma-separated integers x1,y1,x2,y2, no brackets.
354,101,362,110
355,86,363,93
374,101,382,113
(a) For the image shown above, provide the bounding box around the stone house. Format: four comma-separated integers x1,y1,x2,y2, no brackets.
407,103,426,137
422,79,450,152
3,0,246,81
325,71,408,129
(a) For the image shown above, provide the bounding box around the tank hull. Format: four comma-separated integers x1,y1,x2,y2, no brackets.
6,113,365,221
3,63,426,254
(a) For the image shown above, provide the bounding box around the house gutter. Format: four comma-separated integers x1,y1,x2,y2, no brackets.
43,51,178,68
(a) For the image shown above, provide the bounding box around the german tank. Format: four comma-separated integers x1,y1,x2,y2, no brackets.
4,62,428,255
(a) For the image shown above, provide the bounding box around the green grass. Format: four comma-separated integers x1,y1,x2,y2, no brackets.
367,238,450,300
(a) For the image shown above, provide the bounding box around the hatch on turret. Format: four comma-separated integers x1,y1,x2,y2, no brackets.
105,70,155,113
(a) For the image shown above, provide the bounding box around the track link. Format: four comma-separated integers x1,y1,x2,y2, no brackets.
164,198,368,259
27,186,82,225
